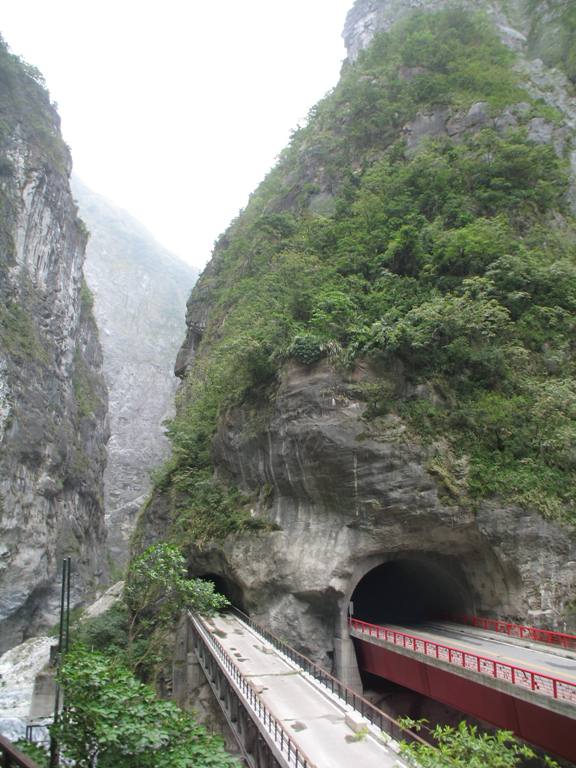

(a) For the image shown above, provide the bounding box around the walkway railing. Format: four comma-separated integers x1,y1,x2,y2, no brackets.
230,607,428,748
0,735,40,768
454,615,576,652
190,612,313,767
350,618,576,706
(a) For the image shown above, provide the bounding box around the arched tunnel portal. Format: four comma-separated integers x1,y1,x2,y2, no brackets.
336,553,476,689
350,557,473,626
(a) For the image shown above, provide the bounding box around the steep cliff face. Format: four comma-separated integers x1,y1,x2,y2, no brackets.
140,0,576,682
0,39,108,652
71,178,196,569
344,0,576,71
343,0,530,62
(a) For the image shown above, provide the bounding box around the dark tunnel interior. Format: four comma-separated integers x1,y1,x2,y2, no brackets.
350,559,472,626
196,572,247,613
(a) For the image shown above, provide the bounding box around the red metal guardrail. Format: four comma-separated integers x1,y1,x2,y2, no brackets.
349,618,576,706
0,735,40,768
454,615,576,651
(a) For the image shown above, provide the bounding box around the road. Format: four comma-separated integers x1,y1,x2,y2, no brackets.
377,621,576,683
201,613,409,768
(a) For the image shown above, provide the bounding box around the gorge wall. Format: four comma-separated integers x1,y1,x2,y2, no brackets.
71,179,196,570
0,40,108,652
139,0,576,690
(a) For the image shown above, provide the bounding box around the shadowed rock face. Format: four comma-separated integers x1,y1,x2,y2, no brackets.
0,44,108,651
71,179,197,570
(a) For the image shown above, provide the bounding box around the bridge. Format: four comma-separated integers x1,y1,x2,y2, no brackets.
179,608,433,768
350,615,576,763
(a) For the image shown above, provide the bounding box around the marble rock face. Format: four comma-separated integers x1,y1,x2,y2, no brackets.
0,47,108,652
0,636,54,739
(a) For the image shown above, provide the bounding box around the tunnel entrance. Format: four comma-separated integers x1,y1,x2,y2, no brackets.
196,572,248,614
350,557,471,626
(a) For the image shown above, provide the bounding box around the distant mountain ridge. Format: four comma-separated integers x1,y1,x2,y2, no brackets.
72,177,197,568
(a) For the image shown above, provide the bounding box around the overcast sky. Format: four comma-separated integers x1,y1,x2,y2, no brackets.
2,1,353,270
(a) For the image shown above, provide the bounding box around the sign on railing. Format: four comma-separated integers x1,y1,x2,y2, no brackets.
454,615,576,651
349,619,576,706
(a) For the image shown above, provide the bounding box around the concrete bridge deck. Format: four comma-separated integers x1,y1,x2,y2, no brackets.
194,612,411,768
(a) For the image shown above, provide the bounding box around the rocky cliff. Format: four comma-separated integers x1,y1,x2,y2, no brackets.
0,39,108,652
139,0,576,690
71,178,196,570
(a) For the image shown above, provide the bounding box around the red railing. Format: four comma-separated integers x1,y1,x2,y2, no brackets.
349,618,576,707
454,615,576,651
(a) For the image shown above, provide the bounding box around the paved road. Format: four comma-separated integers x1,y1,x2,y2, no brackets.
377,621,576,683
201,613,408,768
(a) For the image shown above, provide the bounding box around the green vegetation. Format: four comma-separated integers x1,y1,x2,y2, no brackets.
78,544,227,675
76,602,130,654
14,741,49,767
73,349,100,418
80,279,94,310
0,299,48,362
0,34,69,172
162,7,575,532
53,646,238,768
124,543,228,670
399,719,558,767
44,545,235,766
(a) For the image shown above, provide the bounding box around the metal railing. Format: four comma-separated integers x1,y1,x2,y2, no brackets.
190,613,313,768
454,615,576,651
350,618,576,706
0,735,40,768
229,606,429,748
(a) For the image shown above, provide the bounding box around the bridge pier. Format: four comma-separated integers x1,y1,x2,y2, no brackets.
334,633,363,691
334,605,363,691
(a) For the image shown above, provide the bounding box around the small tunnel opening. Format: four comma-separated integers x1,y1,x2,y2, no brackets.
195,572,248,614
350,558,471,626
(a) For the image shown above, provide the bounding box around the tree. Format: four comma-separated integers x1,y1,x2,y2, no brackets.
399,720,559,768
53,646,238,768
124,543,229,669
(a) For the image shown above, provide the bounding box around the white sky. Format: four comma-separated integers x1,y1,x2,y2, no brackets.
1,1,352,270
